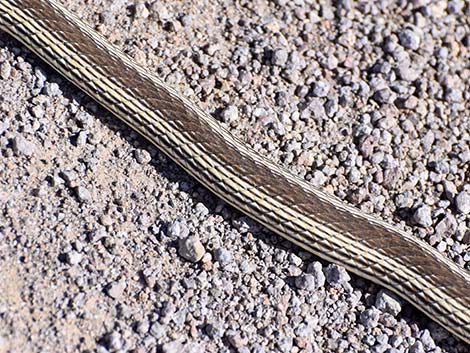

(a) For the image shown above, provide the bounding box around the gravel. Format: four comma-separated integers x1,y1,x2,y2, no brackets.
455,191,470,214
213,247,232,266
1,0,469,352
375,290,402,317
325,264,351,287
413,205,433,227
178,235,206,263
106,280,127,300
12,135,35,156
220,105,239,124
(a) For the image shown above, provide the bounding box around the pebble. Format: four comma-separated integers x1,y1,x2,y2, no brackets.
104,331,123,351
220,105,239,124
455,191,470,214
306,261,326,288
205,323,225,339
178,235,205,262
136,319,150,335
12,136,35,156
34,67,47,88
75,186,92,203
434,214,457,236
276,337,293,352
227,331,247,348
65,250,82,266
194,202,209,217
399,28,421,50
43,82,61,96
360,308,381,329
375,290,401,316
373,88,392,104
214,248,233,266
134,149,152,164
294,273,317,291
76,131,88,146
31,105,44,119
419,329,436,350
166,219,189,238
409,341,425,353
149,322,166,339
0,121,8,135
325,264,351,287
312,81,330,97
413,205,432,227
0,60,11,80
161,340,183,353
271,48,288,67
445,88,463,103
107,280,127,300
396,64,421,82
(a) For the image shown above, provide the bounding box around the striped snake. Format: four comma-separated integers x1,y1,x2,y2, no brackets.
1,0,470,345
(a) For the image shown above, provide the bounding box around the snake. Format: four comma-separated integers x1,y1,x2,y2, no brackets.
1,0,469,345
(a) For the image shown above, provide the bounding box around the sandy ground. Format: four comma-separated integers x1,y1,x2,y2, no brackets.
1,0,470,352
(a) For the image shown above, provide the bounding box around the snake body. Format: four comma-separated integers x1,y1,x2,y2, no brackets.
1,0,470,344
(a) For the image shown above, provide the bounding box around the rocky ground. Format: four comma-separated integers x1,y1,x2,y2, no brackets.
1,0,470,352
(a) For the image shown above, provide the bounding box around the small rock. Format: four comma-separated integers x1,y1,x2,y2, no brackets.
373,88,392,104
166,219,189,238
375,290,402,316
443,180,457,200
107,280,127,299
104,331,122,351
75,186,92,203
0,121,8,135
306,261,326,288
455,191,470,214
221,105,239,124
43,82,61,96
214,248,233,266
150,321,166,339
227,331,247,348
178,235,205,262
419,329,436,350
136,319,150,335
61,170,78,187
325,264,350,287
0,61,12,80
445,88,463,103
206,322,225,339
277,337,293,352
312,81,330,97
134,149,151,164
294,273,317,291
360,308,381,328
396,64,421,82
413,205,432,227
409,341,425,353
31,105,44,119
399,28,420,50
65,250,82,266
12,136,35,156
271,48,288,67
194,202,209,217
135,1,150,19
435,214,457,236
161,340,184,353
400,96,418,109
34,67,47,88
75,131,88,146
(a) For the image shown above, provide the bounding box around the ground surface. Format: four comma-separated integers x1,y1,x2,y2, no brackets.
1,0,470,352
